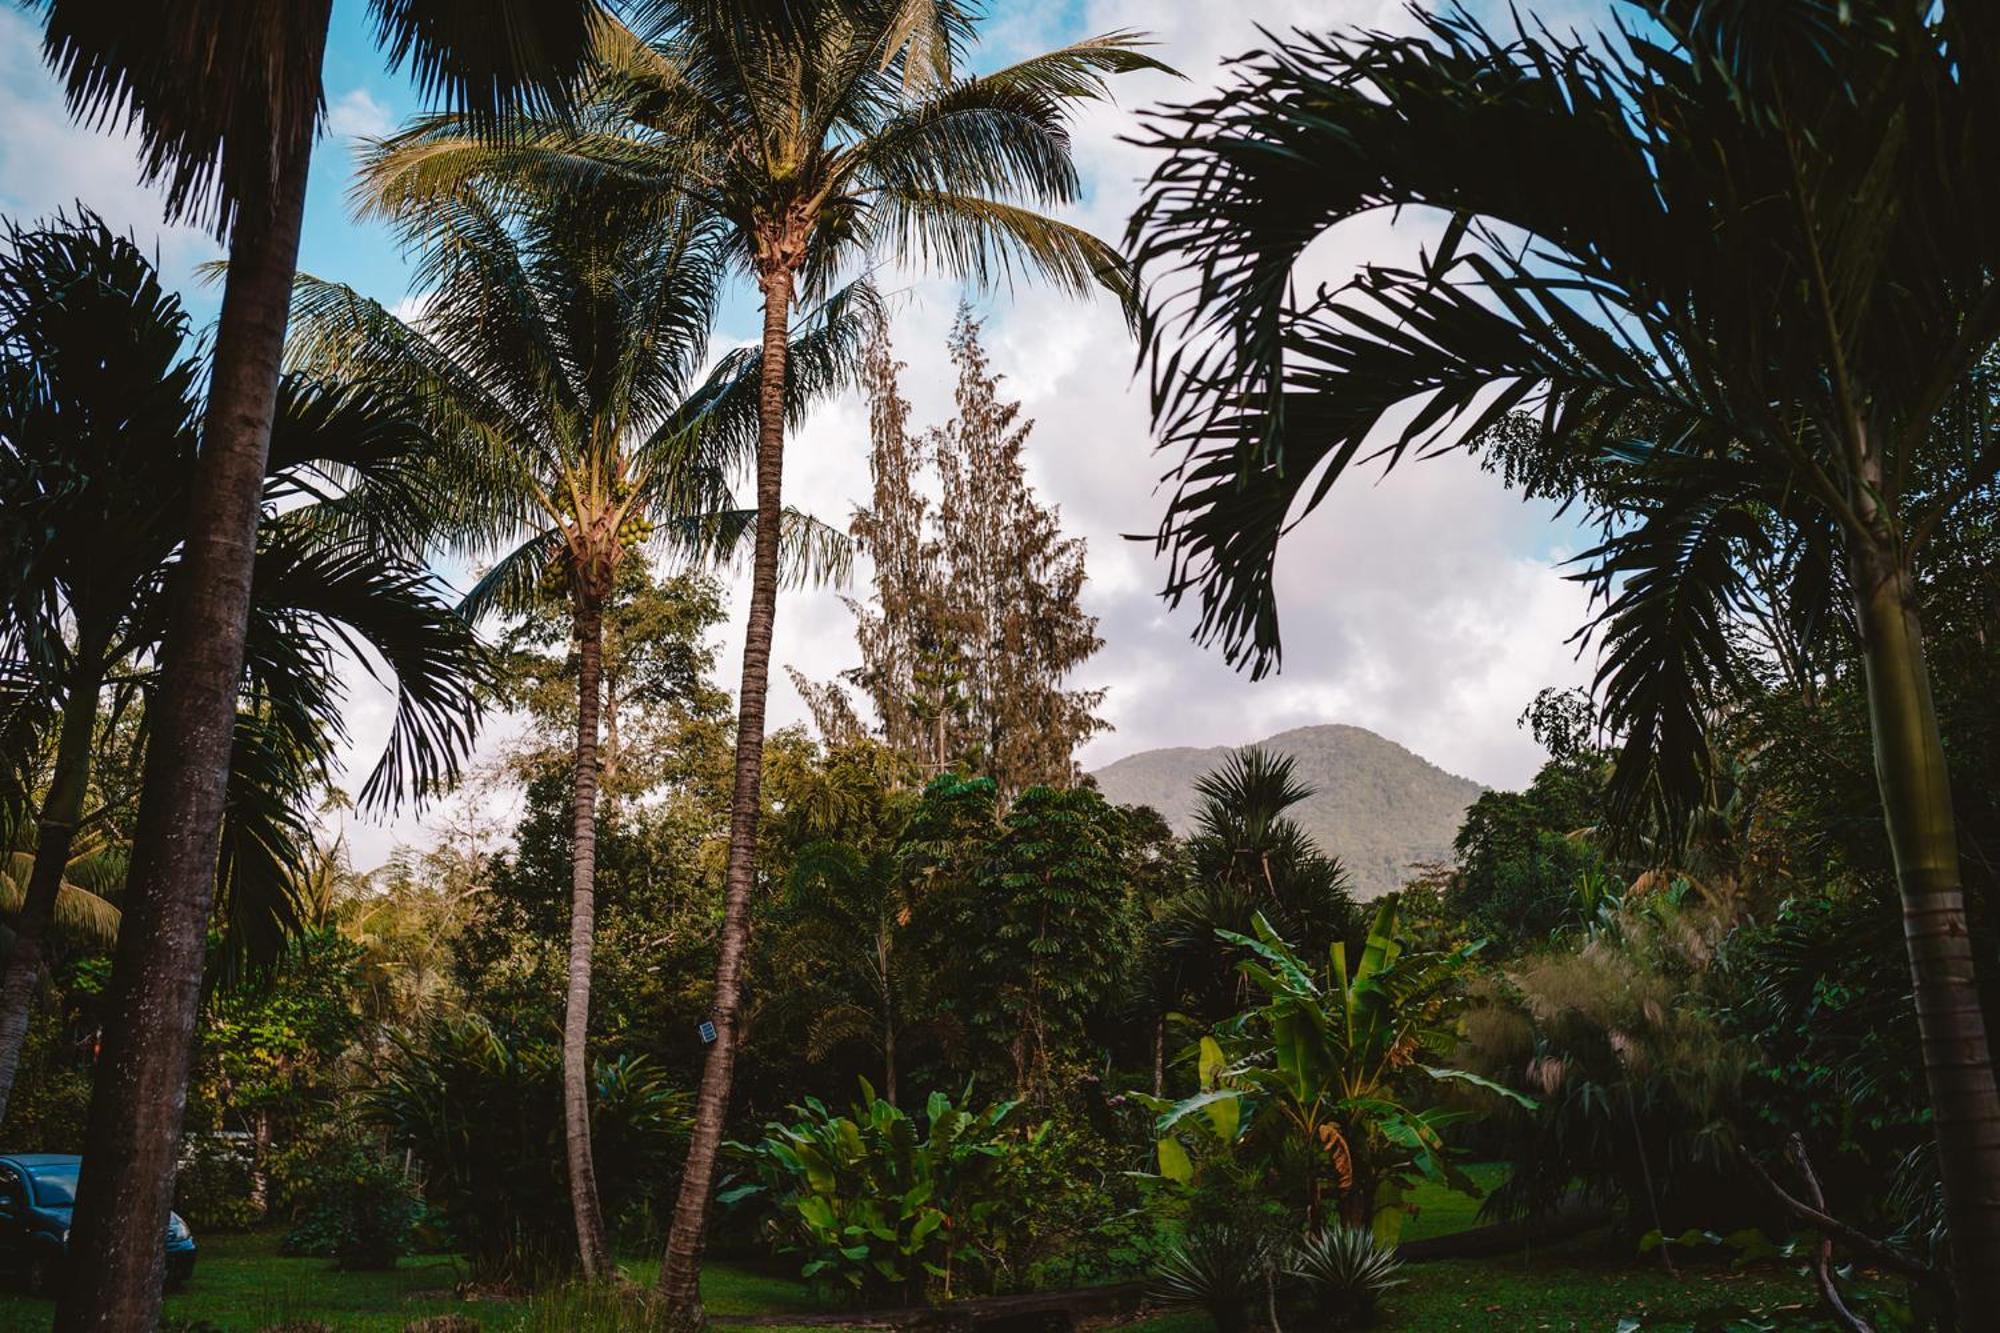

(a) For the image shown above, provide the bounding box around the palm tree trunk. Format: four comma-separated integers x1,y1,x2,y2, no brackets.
566,598,613,1278
878,931,897,1106
658,262,795,1320
1852,537,2000,1314
0,650,102,1128
54,63,320,1333
1152,1013,1166,1099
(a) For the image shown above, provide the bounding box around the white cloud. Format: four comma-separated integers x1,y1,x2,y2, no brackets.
326,88,394,143
0,9,219,286
737,0,1606,797
0,0,1618,870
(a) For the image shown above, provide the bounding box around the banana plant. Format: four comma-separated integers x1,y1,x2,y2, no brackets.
1145,905,1533,1236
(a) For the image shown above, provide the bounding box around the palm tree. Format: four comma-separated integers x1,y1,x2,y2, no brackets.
0,210,489,1138
285,176,859,1275
1126,0,2000,1307
0,823,122,956
353,1,1167,1309
1144,748,1354,1037
35,4,601,1324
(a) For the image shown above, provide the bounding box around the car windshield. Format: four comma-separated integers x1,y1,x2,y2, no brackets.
26,1164,77,1206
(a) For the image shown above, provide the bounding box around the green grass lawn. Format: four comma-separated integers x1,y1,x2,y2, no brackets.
0,1232,833,1332
1400,1162,1508,1243
0,1200,1822,1332
1384,1252,1815,1330
1116,1257,1814,1333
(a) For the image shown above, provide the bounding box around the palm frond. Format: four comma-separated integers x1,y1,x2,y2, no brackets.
458,527,565,625
212,708,317,988
0,843,121,948
39,0,599,236
974,31,1175,101
1573,482,1762,836
658,507,853,590
246,527,490,813
846,79,1084,206
284,272,543,554
872,189,1131,305
643,278,882,485
369,0,603,129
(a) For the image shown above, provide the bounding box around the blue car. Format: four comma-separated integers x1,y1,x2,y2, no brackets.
0,1154,196,1295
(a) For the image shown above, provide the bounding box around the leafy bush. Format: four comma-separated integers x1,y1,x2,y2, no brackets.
280,1136,423,1270
366,1014,686,1284
727,1081,1048,1302
0,1005,91,1152
1287,1226,1404,1328
1006,1089,1166,1290
175,1133,263,1232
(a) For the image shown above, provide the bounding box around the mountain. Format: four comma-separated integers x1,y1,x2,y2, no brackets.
1089,724,1485,900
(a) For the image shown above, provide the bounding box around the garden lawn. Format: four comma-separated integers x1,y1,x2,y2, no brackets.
0,1231,831,1332
0,1224,1821,1332
1399,1162,1508,1243
1121,1255,1816,1333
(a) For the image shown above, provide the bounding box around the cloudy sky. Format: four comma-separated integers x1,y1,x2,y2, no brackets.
1,0,1609,868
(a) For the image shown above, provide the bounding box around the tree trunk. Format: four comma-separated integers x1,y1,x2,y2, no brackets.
0,651,102,1127
251,1108,271,1219
658,262,795,1321
1852,537,2000,1315
54,51,320,1331
565,597,613,1277
1152,1013,1166,1099
879,930,897,1106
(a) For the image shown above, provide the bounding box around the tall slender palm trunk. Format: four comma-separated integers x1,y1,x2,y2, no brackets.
55,31,323,1326
878,930,897,1106
565,597,613,1277
659,262,795,1320
1851,537,2000,1315
0,650,101,1127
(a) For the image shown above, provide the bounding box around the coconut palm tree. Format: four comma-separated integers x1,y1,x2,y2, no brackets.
1126,0,2000,1307
0,209,487,1137
34,4,601,1323
285,174,861,1275
353,4,1166,1305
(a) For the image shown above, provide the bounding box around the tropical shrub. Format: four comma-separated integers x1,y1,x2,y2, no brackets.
0,1004,90,1151
727,1081,1048,1302
1457,893,1750,1235
174,1134,262,1233
280,1136,423,1269
1287,1226,1404,1329
366,1014,685,1284
1004,1094,1165,1290
1144,907,1529,1236
1719,885,1931,1237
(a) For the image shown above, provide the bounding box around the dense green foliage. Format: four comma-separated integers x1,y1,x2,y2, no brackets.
366,1014,688,1285
21,2,2000,1328
279,1135,425,1271
728,1083,1046,1302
